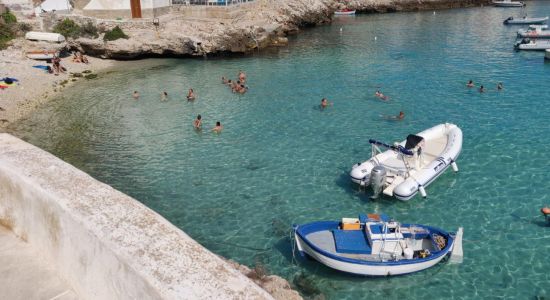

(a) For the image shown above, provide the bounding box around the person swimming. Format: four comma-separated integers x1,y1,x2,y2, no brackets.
187,88,196,100
238,70,246,83
320,98,333,109
467,80,474,88
375,90,388,100
212,121,223,133
479,85,485,93
382,111,405,120
161,91,168,101
497,82,503,90
194,114,202,130
132,91,140,99
222,76,228,84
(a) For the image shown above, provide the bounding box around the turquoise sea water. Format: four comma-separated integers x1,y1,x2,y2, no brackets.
10,3,550,299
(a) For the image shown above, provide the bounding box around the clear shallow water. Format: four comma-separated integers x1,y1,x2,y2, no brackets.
10,3,550,299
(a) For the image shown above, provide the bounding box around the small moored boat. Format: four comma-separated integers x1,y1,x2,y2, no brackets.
350,123,462,201
492,0,525,7
504,16,548,25
518,25,550,38
545,49,550,59
25,31,66,42
335,9,356,15
293,213,463,276
26,50,59,60
514,38,550,50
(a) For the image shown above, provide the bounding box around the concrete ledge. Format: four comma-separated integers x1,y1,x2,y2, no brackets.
0,133,272,299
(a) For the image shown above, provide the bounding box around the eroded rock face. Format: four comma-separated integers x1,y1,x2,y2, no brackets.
53,0,489,59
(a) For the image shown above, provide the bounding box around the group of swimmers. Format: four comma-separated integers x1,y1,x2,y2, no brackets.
193,114,223,133
320,90,404,121
221,70,248,94
467,80,503,92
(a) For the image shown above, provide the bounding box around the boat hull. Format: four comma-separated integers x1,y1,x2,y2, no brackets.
493,1,525,7
26,51,58,60
505,17,548,25
516,42,550,50
546,49,550,59
294,221,455,276
335,10,356,15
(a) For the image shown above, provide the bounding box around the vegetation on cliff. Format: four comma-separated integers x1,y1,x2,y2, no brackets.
103,26,128,42
0,8,31,49
53,19,99,39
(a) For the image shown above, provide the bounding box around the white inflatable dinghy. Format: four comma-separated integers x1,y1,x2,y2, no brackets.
350,123,462,201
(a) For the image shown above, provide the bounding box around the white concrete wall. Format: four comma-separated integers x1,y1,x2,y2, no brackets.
84,0,170,10
0,133,273,300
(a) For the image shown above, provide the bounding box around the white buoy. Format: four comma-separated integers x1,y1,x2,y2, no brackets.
419,185,427,198
374,36,377,41
433,11,436,15
449,227,464,264
451,161,459,172
340,27,343,32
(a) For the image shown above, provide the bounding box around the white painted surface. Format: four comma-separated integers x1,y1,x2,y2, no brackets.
0,133,272,300
84,0,170,10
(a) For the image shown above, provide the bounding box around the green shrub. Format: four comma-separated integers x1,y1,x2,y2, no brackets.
1,9,17,24
80,21,99,39
53,18,81,39
103,26,128,41
0,22,15,50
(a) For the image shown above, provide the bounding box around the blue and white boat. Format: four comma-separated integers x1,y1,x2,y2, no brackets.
293,214,463,276
350,123,462,201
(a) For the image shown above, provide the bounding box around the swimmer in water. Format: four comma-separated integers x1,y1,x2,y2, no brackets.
238,70,246,83
194,114,202,130
187,88,196,101
212,121,223,133
375,90,388,100
479,85,485,93
383,111,405,120
161,91,168,101
320,98,333,109
132,91,140,99
467,80,474,88
222,76,228,84
497,82,503,90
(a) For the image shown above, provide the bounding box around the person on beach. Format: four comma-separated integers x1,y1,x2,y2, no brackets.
497,82,503,90
79,52,89,64
375,91,388,100
467,80,474,88
479,85,485,93
194,114,202,130
320,98,333,109
187,88,196,101
212,121,223,133
52,55,65,75
383,111,405,120
238,70,246,83
133,91,140,99
161,91,168,101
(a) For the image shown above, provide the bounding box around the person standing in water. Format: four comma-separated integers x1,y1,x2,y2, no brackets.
161,91,168,101
187,88,196,101
132,91,140,99
479,85,485,93
212,121,223,133
194,114,202,130
467,80,474,88
320,98,333,109
497,82,503,90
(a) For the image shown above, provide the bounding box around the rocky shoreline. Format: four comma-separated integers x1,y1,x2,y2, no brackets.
31,0,491,59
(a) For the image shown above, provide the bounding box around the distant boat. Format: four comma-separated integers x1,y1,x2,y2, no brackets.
25,31,65,43
546,49,550,59
293,213,463,276
518,25,550,38
335,9,356,15
26,50,58,60
515,38,550,50
492,0,525,7
349,123,462,201
504,16,548,25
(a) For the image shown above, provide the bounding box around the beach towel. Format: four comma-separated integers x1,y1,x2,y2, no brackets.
33,65,49,70
0,85,8,89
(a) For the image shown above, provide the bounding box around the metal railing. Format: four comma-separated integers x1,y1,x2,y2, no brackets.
172,0,254,6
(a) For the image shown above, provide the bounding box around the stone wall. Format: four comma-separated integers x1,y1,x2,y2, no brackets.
0,133,274,300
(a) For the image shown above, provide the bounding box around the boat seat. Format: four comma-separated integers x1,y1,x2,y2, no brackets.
332,229,372,254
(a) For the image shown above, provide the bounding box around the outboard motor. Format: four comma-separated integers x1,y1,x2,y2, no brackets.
370,166,387,199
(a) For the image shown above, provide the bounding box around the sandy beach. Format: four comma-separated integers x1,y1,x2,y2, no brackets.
0,43,116,130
